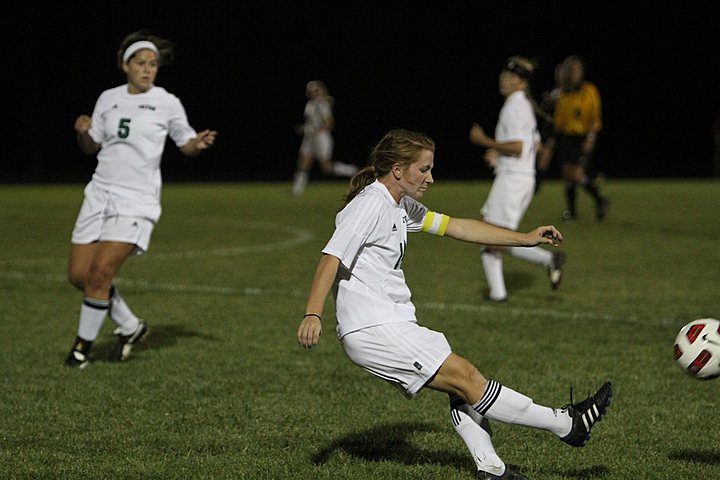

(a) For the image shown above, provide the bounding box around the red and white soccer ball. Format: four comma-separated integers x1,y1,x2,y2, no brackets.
674,318,720,380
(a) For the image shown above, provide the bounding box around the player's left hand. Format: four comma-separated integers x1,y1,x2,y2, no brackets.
195,129,218,150
469,123,490,147
528,225,563,246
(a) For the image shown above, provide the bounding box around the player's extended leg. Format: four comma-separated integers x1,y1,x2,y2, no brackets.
64,241,136,368
429,353,613,447
506,246,564,290
330,160,358,177
313,130,356,177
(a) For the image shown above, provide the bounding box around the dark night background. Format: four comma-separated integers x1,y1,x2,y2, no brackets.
4,1,720,183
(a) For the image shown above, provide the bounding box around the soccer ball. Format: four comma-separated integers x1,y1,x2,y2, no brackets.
673,318,720,380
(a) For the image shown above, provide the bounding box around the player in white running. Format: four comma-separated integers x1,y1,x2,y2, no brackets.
292,80,357,196
297,129,612,479
64,30,217,369
470,56,565,302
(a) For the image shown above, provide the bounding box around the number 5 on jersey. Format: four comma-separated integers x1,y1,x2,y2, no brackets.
117,118,131,138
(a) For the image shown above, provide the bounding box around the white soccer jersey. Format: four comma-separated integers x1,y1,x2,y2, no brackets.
493,90,538,176
86,84,197,221
323,181,443,338
302,98,332,135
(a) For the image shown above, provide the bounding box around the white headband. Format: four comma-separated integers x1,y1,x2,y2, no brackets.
122,41,160,63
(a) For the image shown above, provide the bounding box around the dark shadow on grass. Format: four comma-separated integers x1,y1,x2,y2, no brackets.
139,324,217,350
537,465,610,479
504,271,536,290
668,449,720,465
90,324,216,363
312,421,469,473
481,272,538,300
564,465,610,479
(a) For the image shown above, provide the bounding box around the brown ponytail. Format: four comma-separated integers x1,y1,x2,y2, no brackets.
342,166,377,206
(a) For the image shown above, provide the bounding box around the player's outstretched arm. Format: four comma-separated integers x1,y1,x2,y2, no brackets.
445,217,563,247
297,254,340,349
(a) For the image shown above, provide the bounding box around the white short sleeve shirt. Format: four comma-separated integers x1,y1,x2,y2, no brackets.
493,90,538,176
322,181,430,338
303,98,332,135
86,84,197,220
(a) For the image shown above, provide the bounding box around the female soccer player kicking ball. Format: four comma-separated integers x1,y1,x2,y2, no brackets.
297,129,612,479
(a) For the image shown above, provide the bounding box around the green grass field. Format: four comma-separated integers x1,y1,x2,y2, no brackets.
1,179,719,479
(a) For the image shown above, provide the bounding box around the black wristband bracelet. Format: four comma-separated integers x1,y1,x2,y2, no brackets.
303,313,321,320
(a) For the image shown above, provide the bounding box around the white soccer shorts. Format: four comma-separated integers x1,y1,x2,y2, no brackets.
71,187,155,254
481,174,535,230
341,321,452,398
300,130,334,161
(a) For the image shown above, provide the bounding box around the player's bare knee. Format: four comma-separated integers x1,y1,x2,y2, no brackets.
454,357,487,402
86,264,115,292
67,268,86,291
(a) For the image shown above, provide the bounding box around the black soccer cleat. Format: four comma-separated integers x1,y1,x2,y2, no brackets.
477,464,529,479
548,251,566,290
560,381,613,447
109,320,148,362
64,337,92,369
64,349,90,369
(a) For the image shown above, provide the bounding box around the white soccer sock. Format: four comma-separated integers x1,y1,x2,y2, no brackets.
77,297,110,341
332,161,358,177
109,285,140,335
507,246,553,267
450,395,505,476
292,170,309,196
481,250,506,300
472,380,571,437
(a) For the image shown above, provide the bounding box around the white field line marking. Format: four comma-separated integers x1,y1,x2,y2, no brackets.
1,270,675,325
150,223,315,259
425,302,612,321
0,270,307,297
423,302,678,327
7,223,315,268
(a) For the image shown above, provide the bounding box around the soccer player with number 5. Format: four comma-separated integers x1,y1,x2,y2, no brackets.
65,30,217,369
297,129,612,479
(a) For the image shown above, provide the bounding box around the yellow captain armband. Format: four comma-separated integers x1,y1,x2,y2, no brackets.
421,211,450,236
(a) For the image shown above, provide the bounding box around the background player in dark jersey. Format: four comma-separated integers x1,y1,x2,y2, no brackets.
540,56,609,221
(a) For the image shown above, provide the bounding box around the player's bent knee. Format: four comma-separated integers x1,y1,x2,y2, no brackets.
67,276,84,291
86,264,116,291
436,353,488,402
67,268,87,291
